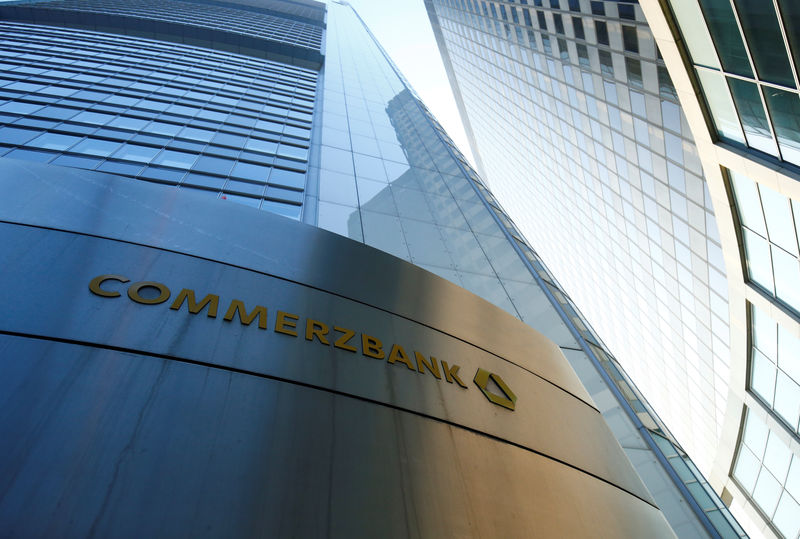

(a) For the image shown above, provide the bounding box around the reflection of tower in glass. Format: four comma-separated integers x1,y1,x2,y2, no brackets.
347,89,430,238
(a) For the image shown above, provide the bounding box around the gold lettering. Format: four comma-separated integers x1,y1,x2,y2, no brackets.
333,326,357,352
305,318,330,345
387,344,415,371
223,299,267,329
89,274,129,297
415,352,442,379
275,311,299,336
361,334,385,359
441,360,467,388
170,288,219,317
128,281,170,305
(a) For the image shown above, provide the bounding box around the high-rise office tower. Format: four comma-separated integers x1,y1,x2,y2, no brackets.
638,1,800,537
426,0,797,537
0,0,740,536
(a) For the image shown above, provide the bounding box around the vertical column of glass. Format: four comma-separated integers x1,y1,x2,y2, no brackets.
315,2,577,348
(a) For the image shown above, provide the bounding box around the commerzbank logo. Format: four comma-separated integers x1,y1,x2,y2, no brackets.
89,274,518,411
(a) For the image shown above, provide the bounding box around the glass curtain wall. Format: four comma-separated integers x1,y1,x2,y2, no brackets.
317,2,743,537
426,0,731,482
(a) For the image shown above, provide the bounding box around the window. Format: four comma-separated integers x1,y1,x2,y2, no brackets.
599,50,614,77
27,132,81,151
553,14,565,35
622,25,639,53
595,21,609,46
70,138,122,156
577,44,590,68
572,17,585,40
537,11,548,31
625,58,643,89
618,3,635,20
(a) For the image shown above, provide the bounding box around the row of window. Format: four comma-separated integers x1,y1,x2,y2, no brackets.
444,0,644,54
41,0,324,50
0,48,316,102
0,23,318,86
445,0,638,22
438,1,676,106
0,91,311,142
0,128,305,185
0,23,314,220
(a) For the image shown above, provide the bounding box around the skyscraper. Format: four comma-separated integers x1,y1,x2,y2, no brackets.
426,0,798,537
639,1,800,537
0,0,739,536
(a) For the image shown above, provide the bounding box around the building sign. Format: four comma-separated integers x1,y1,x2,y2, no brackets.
89,274,518,410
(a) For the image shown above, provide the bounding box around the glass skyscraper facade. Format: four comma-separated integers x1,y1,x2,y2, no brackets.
426,0,731,479
0,0,746,536
427,0,800,536
641,1,800,537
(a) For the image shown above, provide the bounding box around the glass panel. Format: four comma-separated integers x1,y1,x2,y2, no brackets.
751,348,777,404
4,148,56,162
599,50,614,77
759,184,798,254
762,87,800,166
626,58,643,89
595,21,609,46
778,325,800,384
764,427,793,481
778,0,800,76
742,228,774,292
753,466,782,515
261,199,301,219
772,245,800,312
787,459,800,501
773,492,800,539
230,162,271,183
729,170,766,236
622,26,639,53
696,69,746,143
696,0,754,77
734,445,760,491
732,0,795,87
269,168,306,189
50,154,101,169
193,155,234,176
727,78,779,155
0,126,42,145
154,149,197,169
27,132,82,151
773,372,800,430
112,143,161,163
667,0,721,68
753,303,778,358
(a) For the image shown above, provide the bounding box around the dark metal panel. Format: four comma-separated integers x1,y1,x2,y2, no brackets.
0,336,675,539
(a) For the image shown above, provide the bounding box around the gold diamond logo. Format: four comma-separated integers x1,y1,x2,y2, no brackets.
473,368,516,411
